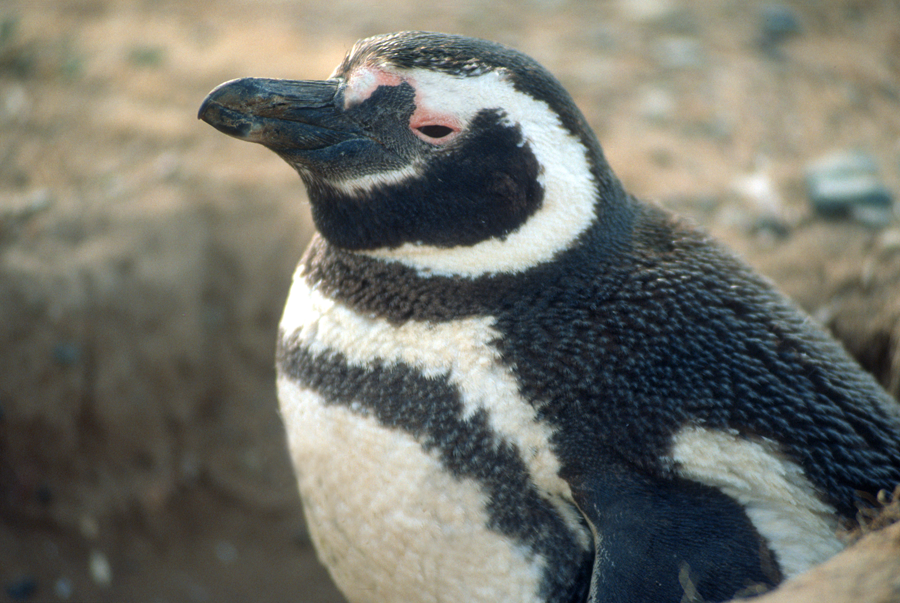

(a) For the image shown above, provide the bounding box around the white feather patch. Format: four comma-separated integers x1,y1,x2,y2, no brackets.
279,273,590,551
329,162,423,196
670,426,845,578
278,380,547,603
357,69,599,277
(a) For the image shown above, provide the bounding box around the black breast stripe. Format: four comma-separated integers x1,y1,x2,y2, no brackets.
277,334,592,602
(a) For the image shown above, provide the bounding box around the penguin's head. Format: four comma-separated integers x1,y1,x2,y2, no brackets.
200,31,621,276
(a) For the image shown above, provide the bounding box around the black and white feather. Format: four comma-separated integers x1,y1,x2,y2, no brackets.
200,31,900,603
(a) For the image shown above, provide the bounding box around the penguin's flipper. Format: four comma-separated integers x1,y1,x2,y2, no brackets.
571,467,781,603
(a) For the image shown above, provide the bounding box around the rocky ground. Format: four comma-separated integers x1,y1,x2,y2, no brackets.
1,0,899,601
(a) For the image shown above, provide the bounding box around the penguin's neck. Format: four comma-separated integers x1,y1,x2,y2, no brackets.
297,191,639,324
298,235,512,324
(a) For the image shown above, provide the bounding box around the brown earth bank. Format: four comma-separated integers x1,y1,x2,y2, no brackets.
1,0,899,601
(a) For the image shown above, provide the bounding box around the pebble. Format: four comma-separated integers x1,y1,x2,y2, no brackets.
585,24,617,52
654,36,704,69
637,86,675,123
89,550,112,586
877,228,900,252
214,540,238,564
79,515,99,540
732,170,782,216
54,578,73,600
619,0,676,22
5,576,37,601
185,580,210,603
759,4,801,49
21,188,53,216
806,150,894,226
0,188,54,227
1,84,28,122
729,168,791,237
52,342,81,366
128,45,166,68
180,453,201,481
850,203,895,228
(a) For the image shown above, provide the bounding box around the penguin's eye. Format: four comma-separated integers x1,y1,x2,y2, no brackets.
410,110,461,145
416,125,455,139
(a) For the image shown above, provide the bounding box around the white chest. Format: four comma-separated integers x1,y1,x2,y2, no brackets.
276,275,589,603
279,379,549,602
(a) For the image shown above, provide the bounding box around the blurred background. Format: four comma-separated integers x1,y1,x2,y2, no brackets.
1,0,898,601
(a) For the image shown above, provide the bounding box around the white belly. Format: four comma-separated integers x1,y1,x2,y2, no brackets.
279,379,547,603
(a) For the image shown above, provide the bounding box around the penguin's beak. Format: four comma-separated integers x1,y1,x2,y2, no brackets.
198,77,365,152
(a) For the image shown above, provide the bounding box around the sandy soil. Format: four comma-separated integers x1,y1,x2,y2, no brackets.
1,0,899,601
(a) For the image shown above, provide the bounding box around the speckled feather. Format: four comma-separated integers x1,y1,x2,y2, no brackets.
292,198,900,520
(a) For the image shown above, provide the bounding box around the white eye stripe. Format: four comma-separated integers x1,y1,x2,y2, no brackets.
405,69,507,119
361,69,598,277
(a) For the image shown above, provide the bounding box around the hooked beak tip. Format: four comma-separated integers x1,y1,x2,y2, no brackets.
198,77,363,151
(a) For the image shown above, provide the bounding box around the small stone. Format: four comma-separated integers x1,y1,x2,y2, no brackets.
654,37,704,69
877,228,900,252
619,0,677,22
79,515,99,539
850,204,894,228
1,84,28,122
23,188,53,214
759,4,801,49
637,86,675,123
0,188,54,226
241,447,265,472
52,342,81,366
214,540,238,564
180,453,201,480
185,580,210,603
128,45,166,68
89,550,112,587
5,576,37,601
751,215,791,239
808,175,892,215
809,150,878,176
732,170,782,216
806,151,894,224
585,24,617,52
729,168,791,237
54,578,73,600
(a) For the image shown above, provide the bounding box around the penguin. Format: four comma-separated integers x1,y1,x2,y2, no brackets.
198,31,900,603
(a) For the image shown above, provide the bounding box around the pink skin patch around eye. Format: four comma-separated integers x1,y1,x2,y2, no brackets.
409,105,460,144
344,66,460,145
343,66,404,106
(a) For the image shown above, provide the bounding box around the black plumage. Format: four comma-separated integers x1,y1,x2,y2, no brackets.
292,203,900,520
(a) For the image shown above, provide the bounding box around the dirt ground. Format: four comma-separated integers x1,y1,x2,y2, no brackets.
1,0,899,601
